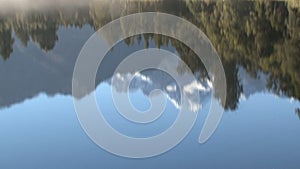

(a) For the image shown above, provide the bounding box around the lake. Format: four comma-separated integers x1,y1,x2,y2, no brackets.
0,0,300,168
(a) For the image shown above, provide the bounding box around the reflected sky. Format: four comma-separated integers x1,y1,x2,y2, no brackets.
0,0,300,168
0,87,299,169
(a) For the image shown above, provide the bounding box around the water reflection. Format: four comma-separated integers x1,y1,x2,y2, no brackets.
0,1,300,112
296,108,300,119
0,0,300,168
111,65,212,112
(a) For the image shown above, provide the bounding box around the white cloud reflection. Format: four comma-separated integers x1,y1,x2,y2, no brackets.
111,71,212,112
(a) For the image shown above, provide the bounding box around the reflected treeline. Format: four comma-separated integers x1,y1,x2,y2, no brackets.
296,108,300,120
0,0,299,110
186,0,300,109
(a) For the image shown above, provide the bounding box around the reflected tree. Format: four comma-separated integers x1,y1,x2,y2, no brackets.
0,20,13,60
0,0,299,111
296,108,300,120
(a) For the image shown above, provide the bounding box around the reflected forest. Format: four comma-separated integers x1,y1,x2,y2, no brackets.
1,0,300,111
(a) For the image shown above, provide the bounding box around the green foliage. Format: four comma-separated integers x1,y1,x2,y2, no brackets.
186,0,300,102
0,0,299,109
0,21,14,60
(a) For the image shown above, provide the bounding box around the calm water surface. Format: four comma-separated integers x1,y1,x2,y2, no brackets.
0,1,300,168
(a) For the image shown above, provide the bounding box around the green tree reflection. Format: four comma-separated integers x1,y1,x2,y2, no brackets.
0,21,13,60
0,0,299,111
